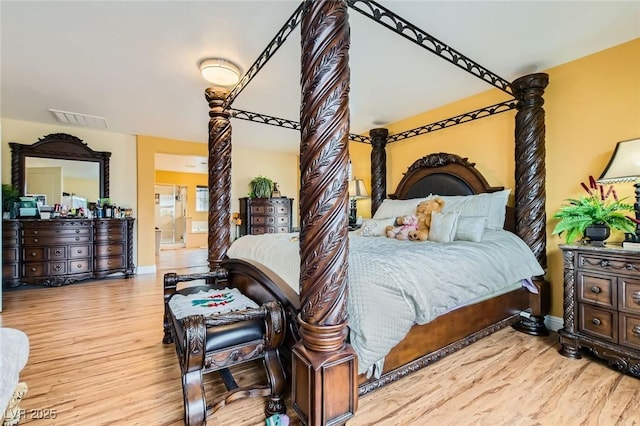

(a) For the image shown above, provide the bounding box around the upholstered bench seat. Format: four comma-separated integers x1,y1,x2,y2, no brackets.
163,275,287,426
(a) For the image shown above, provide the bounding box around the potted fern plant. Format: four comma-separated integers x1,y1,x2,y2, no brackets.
249,176,274,199
2,184,20,219
552,176,637,245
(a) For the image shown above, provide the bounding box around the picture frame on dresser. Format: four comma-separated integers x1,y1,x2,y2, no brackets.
558,243,640,378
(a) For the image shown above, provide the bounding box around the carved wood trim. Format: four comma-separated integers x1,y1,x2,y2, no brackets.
369,128,388,217
513,73,549,270
206,87,233,268
359,314,521,396
9,133,111,198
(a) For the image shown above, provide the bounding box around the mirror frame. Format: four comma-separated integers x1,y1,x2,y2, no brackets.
10,133,111,198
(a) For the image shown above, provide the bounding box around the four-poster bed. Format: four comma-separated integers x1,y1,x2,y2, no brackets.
165,1,550,424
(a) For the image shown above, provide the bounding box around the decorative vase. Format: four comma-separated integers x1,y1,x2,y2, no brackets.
584,224,610,246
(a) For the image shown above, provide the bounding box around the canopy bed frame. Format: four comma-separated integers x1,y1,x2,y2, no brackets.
198,1,548,424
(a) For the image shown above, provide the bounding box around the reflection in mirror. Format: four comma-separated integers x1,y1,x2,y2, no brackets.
25,157,100,207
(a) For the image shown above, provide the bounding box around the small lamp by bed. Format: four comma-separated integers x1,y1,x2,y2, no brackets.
597,138,640,242
348,178,368,226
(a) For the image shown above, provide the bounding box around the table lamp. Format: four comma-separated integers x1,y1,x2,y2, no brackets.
348,179,368,226
597,138,640,242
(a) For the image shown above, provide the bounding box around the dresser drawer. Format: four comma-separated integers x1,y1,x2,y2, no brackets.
23,262,47,277
95,243,125,257
577,252,640,277
579,303,617,342
3,247,18,263
69,259,91,274
276,216,289,225
619,279,640,315
23,226,92,237
3,263,19,280
577,271,616,308
23,248,45,261
95,256,125,271
23,235,92,245
619,313,640,350
251,216,267,226
68,244,92,259
250,226,266,235
94,232,125,243
250,205,267,215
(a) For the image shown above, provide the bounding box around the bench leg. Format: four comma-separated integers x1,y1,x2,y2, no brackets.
263,349,286,416
182,370,207,426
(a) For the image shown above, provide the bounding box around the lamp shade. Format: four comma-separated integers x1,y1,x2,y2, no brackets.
199,58,241,87
598,138,640,183
348,179,368,199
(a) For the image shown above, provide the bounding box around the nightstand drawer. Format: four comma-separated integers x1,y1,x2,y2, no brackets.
579,303,617,342
619,279,640,315
578,252,640,277
619,313,640,350
577,271,616,308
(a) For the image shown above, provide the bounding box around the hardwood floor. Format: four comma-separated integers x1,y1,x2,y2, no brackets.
2,248,639,425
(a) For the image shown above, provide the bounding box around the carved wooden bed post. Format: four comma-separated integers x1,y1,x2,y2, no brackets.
512,72,550,336
369,128,388,216
293,1,357,425
205,87,233,269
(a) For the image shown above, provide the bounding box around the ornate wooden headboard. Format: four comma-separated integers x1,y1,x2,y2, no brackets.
389,152,516,232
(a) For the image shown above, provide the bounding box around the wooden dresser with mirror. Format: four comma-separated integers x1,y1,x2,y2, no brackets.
2,133,135,287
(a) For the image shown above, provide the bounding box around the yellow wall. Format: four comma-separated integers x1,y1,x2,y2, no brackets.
137,135,299,269
350,38,640,320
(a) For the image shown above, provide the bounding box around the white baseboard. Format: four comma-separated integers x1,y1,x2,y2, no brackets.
136,265,157,275
545,315,563,332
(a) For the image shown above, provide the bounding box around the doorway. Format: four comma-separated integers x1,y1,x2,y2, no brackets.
155,184,187,250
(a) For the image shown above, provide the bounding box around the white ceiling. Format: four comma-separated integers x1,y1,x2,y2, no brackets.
2,0,639,168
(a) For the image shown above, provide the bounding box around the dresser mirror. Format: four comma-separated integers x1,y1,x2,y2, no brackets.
10,133,110,205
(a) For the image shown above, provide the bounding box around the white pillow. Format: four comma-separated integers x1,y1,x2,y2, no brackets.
428,210,461,243
454,216,487,242
359,217,396,237
372,197,430,220
436,189,510,230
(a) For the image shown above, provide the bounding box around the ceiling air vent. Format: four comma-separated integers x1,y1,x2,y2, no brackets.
49,109,108,129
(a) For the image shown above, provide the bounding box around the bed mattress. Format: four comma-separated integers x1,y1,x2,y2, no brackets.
227,229,544,376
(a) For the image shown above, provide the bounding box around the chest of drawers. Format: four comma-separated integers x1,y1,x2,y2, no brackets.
2,218,135,287
239,197,293,236
559,244,640,377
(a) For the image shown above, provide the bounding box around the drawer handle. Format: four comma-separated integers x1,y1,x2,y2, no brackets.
108,247,112,252
55,249,62,256
590,286,601,294
30,267,36,272
31,252,37,257
53,264,62,271
33,230,38,235
633,326,640,336
591,317,602,326
33,238,38,243
75,237,80,241
599,260,610,268
76,229,80,233
77,264,82,269
108,261,112,265
626,263,637,270
77,249,83,254
632,291,640,305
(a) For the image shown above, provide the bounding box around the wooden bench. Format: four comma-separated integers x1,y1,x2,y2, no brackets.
162,271,287,425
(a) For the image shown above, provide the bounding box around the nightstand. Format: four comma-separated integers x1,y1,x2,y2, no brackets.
558,243,640,377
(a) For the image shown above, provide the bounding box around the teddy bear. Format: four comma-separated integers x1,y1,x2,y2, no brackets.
385,214,418,240
408,197,445,241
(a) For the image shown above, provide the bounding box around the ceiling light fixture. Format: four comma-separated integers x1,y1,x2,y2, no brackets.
199,58,241,87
